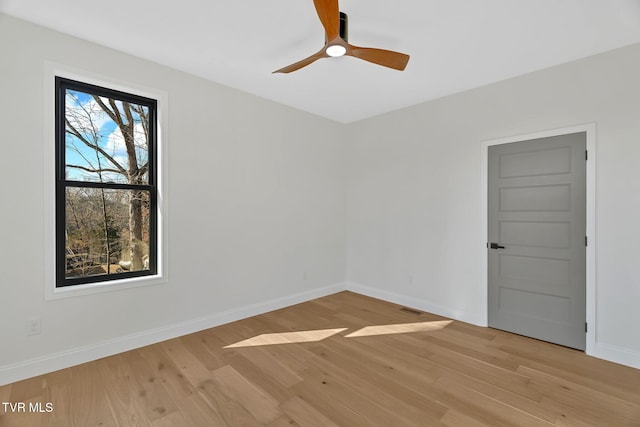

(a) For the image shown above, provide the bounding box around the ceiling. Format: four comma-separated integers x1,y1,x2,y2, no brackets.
2,0,640,123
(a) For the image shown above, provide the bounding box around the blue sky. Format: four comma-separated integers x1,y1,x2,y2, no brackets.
65,89,149,184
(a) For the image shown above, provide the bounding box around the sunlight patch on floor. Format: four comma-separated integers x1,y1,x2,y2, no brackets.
224,321,453,348
344,320,453,338
224,328,348,348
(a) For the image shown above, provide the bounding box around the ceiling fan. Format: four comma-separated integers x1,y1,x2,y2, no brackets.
273,0,410,74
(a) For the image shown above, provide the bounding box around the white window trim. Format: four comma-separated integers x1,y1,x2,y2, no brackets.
43,61,169,299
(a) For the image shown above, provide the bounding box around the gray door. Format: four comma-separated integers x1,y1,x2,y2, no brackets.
488,132,586,350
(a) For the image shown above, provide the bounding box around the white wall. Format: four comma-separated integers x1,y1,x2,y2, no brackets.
0,14,347,384
346,43,640,368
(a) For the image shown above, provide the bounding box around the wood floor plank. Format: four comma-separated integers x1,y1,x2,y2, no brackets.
280,395,340,427
209,365,282,424
97,355,151,427
149,409,187,427
1,291,639,426
0,384,11,404
135,345,195,403
112,350,178,423
307,337,448,420
292,368,412,426
7,376,42,403
326,329,443,389
519,365,640,425
178,332,228,372
268,414,301,426
433,374,554,427
67,363,118,426
437,369,559,424
160,338,212,387
174,394,228,427
196,378,262,426
224,351,298,404
440,408,494,427
40,373,73,427
0,411,42,427
516,354,640,406
228,346,303,388
426,340,544,402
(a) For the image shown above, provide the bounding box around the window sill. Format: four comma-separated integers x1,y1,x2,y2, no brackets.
45,273,167,300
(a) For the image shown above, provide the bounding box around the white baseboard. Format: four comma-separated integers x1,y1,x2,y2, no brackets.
0,282,347,386
594,342,640,370
345,281,480,325
4,282,638,386
346,282,640,371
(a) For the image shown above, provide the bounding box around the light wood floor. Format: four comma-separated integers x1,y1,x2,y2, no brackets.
1,291,639,426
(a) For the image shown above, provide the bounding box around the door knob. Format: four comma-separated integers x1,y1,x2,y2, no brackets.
490,243,505,249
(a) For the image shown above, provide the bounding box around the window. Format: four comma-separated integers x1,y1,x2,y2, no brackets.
55,77,158,287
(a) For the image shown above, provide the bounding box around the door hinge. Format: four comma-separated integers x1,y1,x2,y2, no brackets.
586,150,588,161
585,236,588,247
585,322,588,333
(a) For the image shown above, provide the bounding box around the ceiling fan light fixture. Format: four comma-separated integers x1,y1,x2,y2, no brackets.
326,44,346,57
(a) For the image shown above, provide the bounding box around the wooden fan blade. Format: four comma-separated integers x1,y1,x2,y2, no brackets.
313,0,340,41
347,45,410,71
273,49,328,74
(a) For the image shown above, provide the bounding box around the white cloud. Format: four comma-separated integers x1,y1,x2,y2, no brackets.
105,123,147,153
106,127,127,154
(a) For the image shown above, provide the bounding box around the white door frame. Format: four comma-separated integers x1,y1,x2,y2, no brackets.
480,123,596,355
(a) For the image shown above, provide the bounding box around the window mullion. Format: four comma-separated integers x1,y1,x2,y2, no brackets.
64,180,154,191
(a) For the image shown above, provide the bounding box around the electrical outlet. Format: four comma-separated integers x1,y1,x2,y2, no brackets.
302,271,308,281
26,318,42,336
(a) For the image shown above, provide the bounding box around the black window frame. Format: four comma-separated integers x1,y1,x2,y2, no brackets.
55,76,158,287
